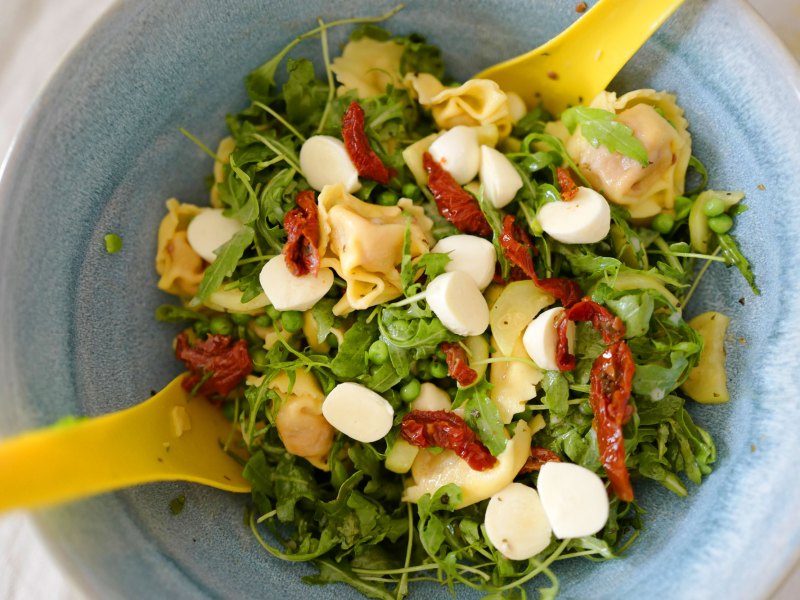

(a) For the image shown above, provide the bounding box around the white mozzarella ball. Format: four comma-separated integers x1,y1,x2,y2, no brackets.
522,307,575,371
427,126,481,184
537,186,611,244
537,462,610,539
479,145,524,209
322,382,394,443
506,92,528,123
299,135,360,193
484,482,553,560
186,209,244,263
432,235,497,291
411,383,452,412
426,271,490,336
259,255,333,312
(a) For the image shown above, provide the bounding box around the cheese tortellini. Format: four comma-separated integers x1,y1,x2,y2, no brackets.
269,370,334,471
331,37,405,98
565,89,692,219
404,73,515,138
317,184,434,315
155,198,205,297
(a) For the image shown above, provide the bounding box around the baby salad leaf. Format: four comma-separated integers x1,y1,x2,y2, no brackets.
717,233,760,294
195,227,255,302
305,560,395,600
331,313,378,379
282,58,328,132
462,380,508,456
155,304,209,324
561,107,649,167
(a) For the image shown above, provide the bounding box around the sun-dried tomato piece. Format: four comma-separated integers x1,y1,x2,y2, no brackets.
555,311,577,372
283,190,320,277
423,152,492,236
175,333,252,397
556,166,579,201
590,341,636,502
565,299,626,344
440,342,478,387
498,214,582,306
520,447,562,474
342,101,395,184
401,410,497,471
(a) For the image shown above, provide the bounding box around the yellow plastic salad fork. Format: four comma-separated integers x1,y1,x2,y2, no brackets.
0,375,250,513
474,0,686,115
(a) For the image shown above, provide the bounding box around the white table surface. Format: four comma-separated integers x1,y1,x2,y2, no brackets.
1,1,798,598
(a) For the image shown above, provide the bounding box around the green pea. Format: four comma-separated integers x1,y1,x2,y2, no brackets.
266,305,281,321
192,320,209,339
230,312,251,325
708,213,733,234
281,310,304,333
209,316,233,336
401,182,420,199
251,349,268,372
326,333,339,349
254,315,272,328
368,340,389,365
703,197,726,217
399,379,421,402
377,190,399,206
429,360,449,379
651,213,675,235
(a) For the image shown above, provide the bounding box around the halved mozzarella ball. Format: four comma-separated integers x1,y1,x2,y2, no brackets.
299,135,360,193
522,307,575,371
426,271,489,336
537,462,610,539
432,235,497,290
411,383,452,412
506,92,528,123
485,483,552,560
322,382,394,443
537,186,611,244
428,126,481,184
186,209,245,263
259,255,333,312
479,146,523,209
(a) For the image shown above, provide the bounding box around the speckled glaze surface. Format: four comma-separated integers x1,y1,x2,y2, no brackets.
0,0,799,598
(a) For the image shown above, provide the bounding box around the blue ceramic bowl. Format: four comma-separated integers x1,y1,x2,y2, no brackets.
1,0,799,598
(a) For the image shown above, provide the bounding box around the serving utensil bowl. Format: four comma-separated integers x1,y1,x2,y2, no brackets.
1,1,799,598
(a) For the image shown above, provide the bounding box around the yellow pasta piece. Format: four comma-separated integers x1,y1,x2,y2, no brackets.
681,311,731,404
489,335,543,424
155,198,205,297
565,89,692,220
317,184,434,314
404,73,514,138
403,421,532,508
331,37,405,98
269,371,334,470
489,280,554,357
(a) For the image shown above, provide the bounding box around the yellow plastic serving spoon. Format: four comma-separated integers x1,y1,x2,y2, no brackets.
0,374,250,513
475,0,686,115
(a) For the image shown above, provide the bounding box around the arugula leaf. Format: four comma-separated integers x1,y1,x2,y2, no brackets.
225,156,259,224
561,106,649,167
399,33,444,78
633,352,690,400
541,371,569,417
155,304,208,324
463,381,508,456
195,227,255,302
331,313,378,379
311,298,337,343
475,188,511,279
717,233,760,294
605,292,655,338
282,59,328,132
305,560,394,600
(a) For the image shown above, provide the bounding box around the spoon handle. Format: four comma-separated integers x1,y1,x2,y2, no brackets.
476,0,686,114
